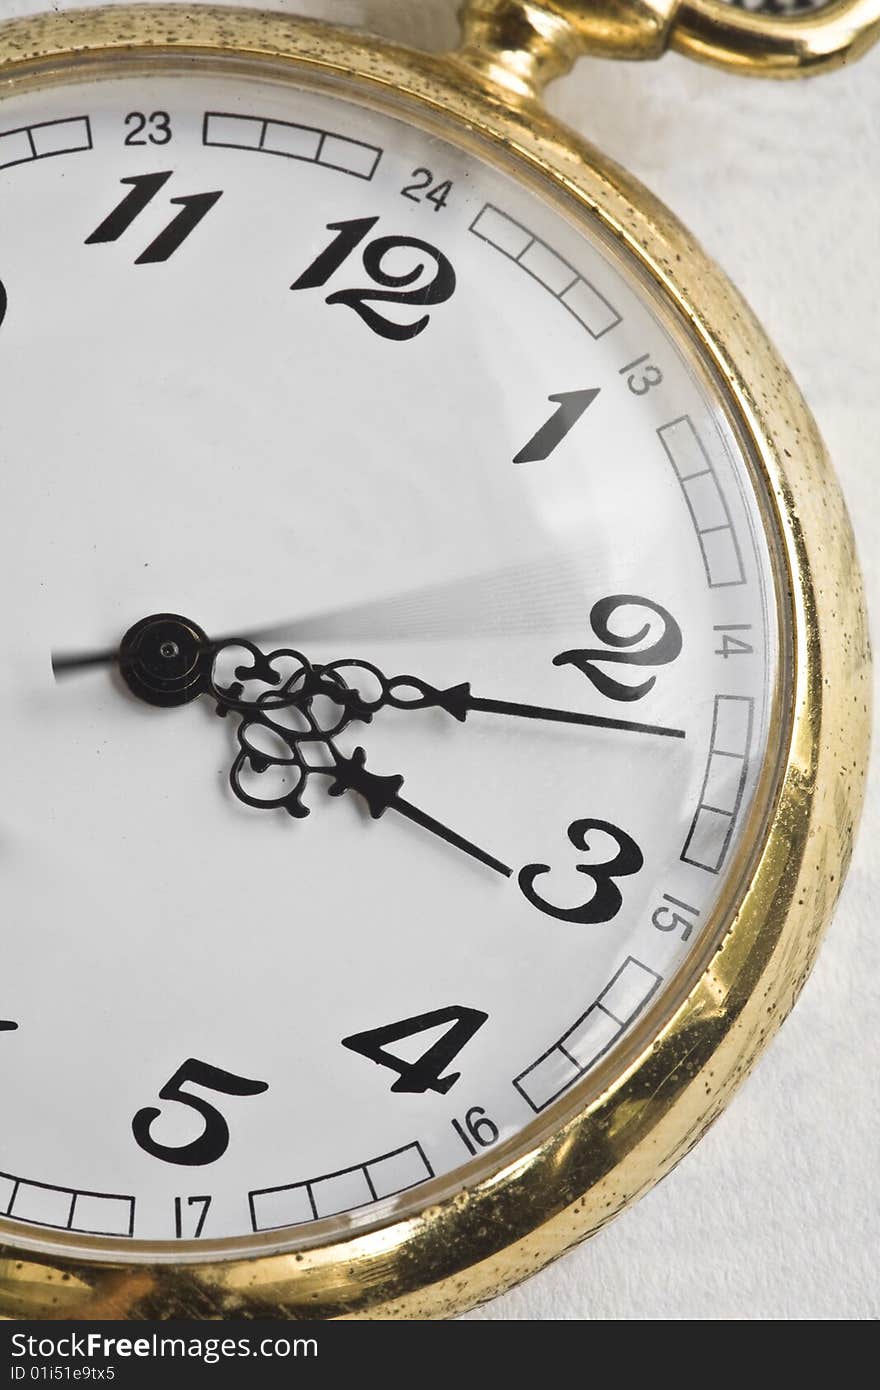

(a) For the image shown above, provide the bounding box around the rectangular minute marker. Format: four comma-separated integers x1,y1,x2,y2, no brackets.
682,694,754,874
203,112,382,180
71,1192,135,1237
470,203,621,339
249,1142,432,1232
515,957,662,1113
30,117,92,158
658,417,746,588
0,116,91,171
0,1170,134,1237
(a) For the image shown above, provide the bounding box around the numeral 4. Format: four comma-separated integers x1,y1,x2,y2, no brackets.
342,1006,488,1094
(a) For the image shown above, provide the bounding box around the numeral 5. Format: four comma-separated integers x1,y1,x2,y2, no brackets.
132,1058,268,1166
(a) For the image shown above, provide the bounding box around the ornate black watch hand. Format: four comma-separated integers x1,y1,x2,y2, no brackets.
319,747,511,877
74,616,510,875
319,660,685,740
51,614,679,878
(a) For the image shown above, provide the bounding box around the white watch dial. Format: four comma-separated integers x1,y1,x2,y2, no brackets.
0,71,780,1252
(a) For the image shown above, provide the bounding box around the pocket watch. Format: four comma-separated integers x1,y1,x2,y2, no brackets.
0,0,873,1321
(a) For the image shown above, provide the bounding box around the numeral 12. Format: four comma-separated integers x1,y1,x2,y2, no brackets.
291,217,457,341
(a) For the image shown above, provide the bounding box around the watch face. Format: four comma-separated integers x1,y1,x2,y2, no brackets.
0,68,781,1255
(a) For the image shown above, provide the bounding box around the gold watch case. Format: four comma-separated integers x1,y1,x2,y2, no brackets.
0,2,872,1320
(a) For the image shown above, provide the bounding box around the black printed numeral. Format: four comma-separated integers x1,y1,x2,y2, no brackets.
132,1058,268,1167
124,111,173,147
554,595,682,702
514,388,600,464
519,819,644,924
401,167,453,211
86,173,223,264
451,1107,499,1155
174,1194,212,1238
0,279,6,329
291,216,456,340
342,1006,488,1094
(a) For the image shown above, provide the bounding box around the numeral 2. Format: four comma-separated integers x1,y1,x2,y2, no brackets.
291,216,456,340
554,595,682,702
86,173,223,264
132,1058,268,1166
519,819,643,923
342,1006,487,1094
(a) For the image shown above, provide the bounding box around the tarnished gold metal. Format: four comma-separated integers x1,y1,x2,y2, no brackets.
458,0,880,87
672,0,880,77
456,0,679,94
0,5,871,1319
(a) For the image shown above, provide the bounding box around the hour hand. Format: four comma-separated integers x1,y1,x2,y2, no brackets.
323,747,512,878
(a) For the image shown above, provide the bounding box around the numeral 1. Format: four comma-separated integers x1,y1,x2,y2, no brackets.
86,171,173,244
290,217,379,291
136,192,224,265
513,388,600,464
618,352,650,375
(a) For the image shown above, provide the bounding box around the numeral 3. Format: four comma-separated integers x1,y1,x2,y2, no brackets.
519,819,644,923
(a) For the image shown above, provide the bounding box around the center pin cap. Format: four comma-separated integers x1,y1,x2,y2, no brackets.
119,613,211,708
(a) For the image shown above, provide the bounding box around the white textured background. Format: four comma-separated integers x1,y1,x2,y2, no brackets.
3,0,877,1320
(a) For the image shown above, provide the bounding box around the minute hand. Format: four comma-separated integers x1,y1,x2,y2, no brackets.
361,674,685,741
